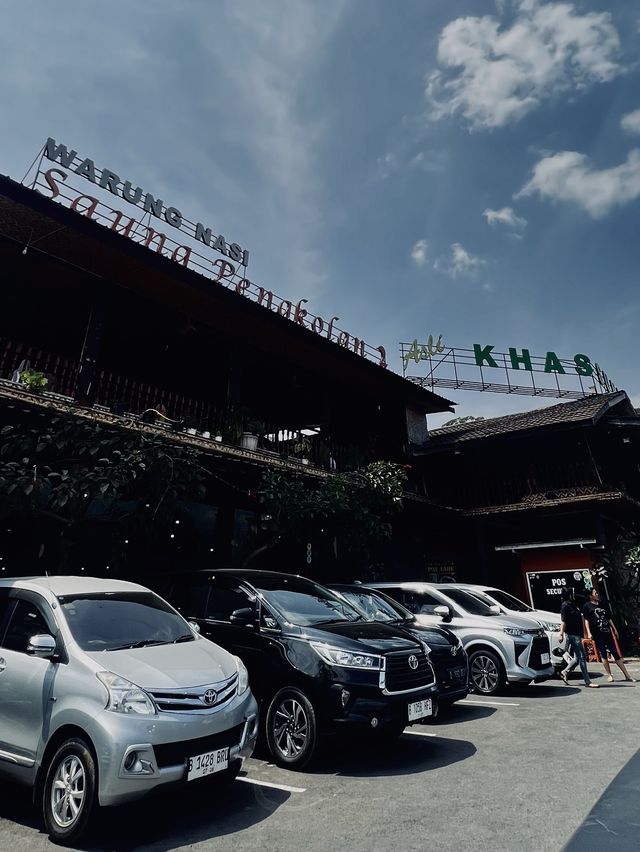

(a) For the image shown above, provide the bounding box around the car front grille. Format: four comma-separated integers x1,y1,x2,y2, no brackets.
528,636,551,670
383,649,435,693
149,673,238,713
154,722,245,769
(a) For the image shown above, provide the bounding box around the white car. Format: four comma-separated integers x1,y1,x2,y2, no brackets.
369,582,554,695
455,584,564,668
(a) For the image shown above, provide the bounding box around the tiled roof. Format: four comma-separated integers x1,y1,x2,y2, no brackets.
429,392,633,446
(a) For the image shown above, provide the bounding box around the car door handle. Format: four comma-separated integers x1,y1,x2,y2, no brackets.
0,658,6,673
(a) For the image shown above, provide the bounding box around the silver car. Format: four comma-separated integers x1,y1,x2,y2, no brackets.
369,582,554,695
0,576,258,845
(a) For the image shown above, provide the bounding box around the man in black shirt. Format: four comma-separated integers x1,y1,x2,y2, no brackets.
559,588,597,687
582,589,636,683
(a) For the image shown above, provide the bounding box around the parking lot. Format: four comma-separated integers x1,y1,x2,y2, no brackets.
1,663,638,852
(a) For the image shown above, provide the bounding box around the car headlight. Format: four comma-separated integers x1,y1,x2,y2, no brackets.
97,671,157,716
310,642,382,670
503,627,526,637
542,622,561,632
234,655,250,694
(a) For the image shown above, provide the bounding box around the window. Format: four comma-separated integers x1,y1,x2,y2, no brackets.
206,585,252,622
3,599,51,653
402,591,442,615
441,589,497,616
59,592,193,651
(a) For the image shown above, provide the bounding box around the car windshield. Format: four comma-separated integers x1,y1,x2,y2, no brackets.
440,588,499,616
485,588,533,612
254,577,362,627
59,592,193,651
336,589,407,623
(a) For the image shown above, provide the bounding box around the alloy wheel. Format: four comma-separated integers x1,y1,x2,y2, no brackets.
471,654,500,694
50,755,86,829
272,698,309,759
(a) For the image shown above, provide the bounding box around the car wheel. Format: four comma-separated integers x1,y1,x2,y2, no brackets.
266,687,317,769
43,737,97,846
468,650,504,695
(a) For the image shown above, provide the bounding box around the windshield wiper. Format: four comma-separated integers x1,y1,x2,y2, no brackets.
107,639,169,651
172,634,195,643
313,616,363,626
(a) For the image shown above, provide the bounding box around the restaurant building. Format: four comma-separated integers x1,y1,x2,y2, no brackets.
0,152,453,578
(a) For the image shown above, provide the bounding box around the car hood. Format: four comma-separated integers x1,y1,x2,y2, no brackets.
398,622,458,648
299,620,420,653
87,638,238,689
413,612,544,632
528,609,561,624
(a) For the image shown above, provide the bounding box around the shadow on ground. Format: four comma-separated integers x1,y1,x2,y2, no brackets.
0,774,290,852
505,682,582,699
307,729,477,779
429,702,495,726
564,748,640,851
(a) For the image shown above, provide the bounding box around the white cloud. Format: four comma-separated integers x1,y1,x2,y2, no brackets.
410,239,430,267
426,0,622,129
517,149,640,218
621,109,640,135
434,243,486,279
483,206,527,231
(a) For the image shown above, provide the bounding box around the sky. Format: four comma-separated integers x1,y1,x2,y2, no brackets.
1,0,639,426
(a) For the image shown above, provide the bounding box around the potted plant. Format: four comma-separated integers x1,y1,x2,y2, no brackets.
20,369,49,393
294,436,313,465
241,418,264,451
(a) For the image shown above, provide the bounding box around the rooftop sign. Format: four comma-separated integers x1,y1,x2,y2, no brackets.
401,336,617,399
28,138,388,369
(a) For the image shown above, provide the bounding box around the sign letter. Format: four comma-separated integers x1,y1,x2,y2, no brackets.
474,344,498,368
544,351,566,374
574,354,593,377
509,348,533,371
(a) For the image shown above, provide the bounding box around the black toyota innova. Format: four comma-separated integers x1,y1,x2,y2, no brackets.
149,570,438,769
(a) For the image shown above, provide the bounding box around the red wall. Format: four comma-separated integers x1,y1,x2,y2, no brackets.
519,547,595,605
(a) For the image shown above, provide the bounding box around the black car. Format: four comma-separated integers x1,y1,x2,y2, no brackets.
328,584,469,710
149,570,438,769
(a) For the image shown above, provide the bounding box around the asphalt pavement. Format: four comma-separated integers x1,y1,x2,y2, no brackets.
1,662,639,852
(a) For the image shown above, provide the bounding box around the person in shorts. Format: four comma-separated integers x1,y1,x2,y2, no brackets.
558,588,598,688
582,589,636,684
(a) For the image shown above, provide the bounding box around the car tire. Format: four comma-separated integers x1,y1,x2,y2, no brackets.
42,737,98,846
266,687,317,770
468,649,505,696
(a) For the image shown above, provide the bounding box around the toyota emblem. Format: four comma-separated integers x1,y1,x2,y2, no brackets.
408,654,419,670
202,689,217,705
451,644,458,656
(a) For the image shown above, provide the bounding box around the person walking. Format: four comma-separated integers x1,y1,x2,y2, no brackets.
582,589,636,684
558,588,598,688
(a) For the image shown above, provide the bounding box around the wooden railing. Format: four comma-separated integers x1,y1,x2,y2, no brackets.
0,336,374,472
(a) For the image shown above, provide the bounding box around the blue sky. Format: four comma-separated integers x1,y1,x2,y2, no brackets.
1,0,639,424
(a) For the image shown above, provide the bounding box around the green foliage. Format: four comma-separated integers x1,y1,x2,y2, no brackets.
440,415,484,428
257,461,408,562
20,370,49,392
0,416,206,523
600,533,640,641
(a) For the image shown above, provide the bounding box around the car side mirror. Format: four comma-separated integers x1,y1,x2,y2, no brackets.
489,605,501,615
433,605,452,622
230,607,256,626
188,621,201,634
27,634,57,659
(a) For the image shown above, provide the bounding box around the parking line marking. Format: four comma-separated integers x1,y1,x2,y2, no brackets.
404,730,438,737
459,699,520,707
238,777,306,793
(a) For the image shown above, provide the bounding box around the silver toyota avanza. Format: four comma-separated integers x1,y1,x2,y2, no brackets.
0,576,258,845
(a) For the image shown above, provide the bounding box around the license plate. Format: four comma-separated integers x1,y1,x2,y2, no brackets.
187,747,229,781
541,653,550,665
408,698,432,722
449,666,466,681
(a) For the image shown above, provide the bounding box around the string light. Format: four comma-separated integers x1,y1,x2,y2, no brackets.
175,520,180,525
170,534,175,539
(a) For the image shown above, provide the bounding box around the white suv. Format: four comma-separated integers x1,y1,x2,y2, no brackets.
454,584,564,668
369,582,553,695
0,576,258,845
